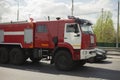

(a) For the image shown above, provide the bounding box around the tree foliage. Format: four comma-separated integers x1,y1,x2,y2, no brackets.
93,11,115,43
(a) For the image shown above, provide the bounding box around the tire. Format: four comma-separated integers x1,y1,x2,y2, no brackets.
75,60,86,67
54,50,74,71
9,48,25,65
0,47,9,64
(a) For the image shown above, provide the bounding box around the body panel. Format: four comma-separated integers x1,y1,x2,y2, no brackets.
0,22,33,48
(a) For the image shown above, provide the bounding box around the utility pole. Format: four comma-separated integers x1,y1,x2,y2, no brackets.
17,0,19,21
28,14,31,19
71,0,74,16
116,0,119,48
100,8,104,41
101,8,104,22
48,16,50,21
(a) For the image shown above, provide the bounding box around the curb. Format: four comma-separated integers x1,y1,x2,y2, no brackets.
107,53,120,56
98,47,120,52
97,47,120,56
107,51,120,56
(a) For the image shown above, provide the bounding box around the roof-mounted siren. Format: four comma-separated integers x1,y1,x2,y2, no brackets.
30,18,34,22
83,19,92,25
68,16,76,19
86,20,92,25
56,17,61,20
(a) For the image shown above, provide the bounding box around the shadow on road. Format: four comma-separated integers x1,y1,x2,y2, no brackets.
91,60,112,64
0,60,119,80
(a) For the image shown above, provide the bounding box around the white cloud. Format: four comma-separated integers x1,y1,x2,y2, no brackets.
0,0,117,25
73,0,113,22
0,0,10,21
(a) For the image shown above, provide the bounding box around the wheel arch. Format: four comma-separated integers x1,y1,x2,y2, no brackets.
54,47,72,56
53,42,74,60
0,43,22,50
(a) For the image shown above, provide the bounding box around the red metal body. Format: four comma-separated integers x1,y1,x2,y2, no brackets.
0,22,33,48
0,18,96,61
81,33,96,49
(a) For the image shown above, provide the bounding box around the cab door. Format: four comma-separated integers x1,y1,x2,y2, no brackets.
34,24,49,48
64,23,81,49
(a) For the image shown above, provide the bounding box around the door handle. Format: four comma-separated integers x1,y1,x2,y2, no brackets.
74,34,80,37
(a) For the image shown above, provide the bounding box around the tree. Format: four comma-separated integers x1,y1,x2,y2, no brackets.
93,11,115,43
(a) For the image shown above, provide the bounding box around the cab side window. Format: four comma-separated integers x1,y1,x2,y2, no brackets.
66,24,79,33
36,25,47,33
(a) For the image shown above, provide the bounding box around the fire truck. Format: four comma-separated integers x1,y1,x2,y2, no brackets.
0,16,96,70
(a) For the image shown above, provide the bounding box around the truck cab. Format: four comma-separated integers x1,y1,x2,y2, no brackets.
63,17,96,60
50,17,96,70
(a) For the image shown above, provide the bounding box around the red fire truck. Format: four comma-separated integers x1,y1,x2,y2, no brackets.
0,16,96,70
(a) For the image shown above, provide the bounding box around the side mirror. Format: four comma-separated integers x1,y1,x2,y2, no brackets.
74,24,79,33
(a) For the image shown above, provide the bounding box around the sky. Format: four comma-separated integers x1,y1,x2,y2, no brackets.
0,0,119,29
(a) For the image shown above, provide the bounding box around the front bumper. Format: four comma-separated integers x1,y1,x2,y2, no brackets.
80,49,96,60
95,54,107,61
95,48,107,61
87,48,107,62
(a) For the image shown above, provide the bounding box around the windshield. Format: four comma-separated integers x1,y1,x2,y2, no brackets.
81,24,93,34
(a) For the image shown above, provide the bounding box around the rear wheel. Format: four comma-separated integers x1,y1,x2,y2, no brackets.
9,48,26,65
0,47,9,64
54,50,74,71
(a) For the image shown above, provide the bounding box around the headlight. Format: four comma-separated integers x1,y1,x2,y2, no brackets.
90,36,94,43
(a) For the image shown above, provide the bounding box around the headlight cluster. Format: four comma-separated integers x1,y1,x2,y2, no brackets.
90,36,94,44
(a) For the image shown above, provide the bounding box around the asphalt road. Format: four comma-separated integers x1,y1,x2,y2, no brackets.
0,51,120,80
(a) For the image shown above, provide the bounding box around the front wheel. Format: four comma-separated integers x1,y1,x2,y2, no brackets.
54,50,74,71
75,60,86,67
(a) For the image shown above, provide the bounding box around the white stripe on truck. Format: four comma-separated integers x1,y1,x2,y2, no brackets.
4,31,24,35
